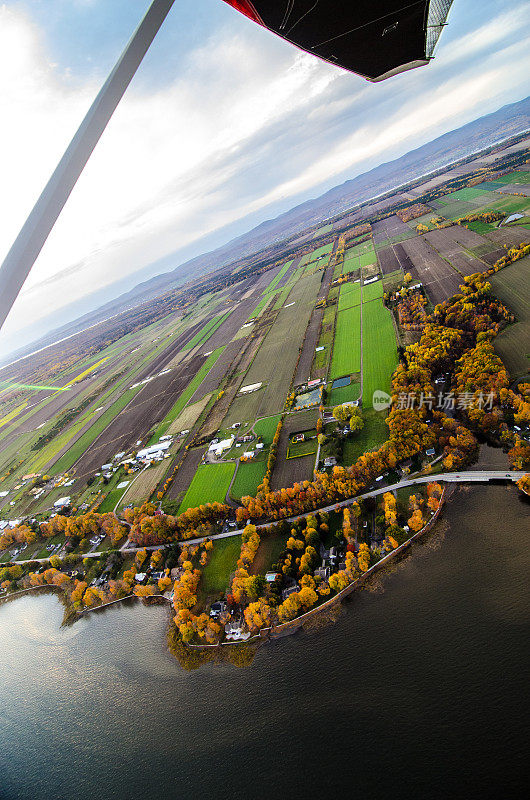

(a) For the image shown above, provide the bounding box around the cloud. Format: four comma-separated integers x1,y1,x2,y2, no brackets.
0,0,529,353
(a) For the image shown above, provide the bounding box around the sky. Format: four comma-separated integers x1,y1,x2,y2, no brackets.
0,0,529,355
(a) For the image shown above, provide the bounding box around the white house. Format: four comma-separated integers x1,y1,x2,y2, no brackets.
54,496,71,507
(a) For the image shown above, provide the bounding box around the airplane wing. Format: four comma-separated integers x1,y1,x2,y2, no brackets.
222,0,454,81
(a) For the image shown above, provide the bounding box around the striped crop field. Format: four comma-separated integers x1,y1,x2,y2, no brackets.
362,299,398,405
330,305,361,380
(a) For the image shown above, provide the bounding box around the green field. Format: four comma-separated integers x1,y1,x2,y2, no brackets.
342,240,376,274
224,272,322,424
184,312,230,350
490,255,530,378
329,380,360,406
338,282,361,311
287,430,318,459
230,460,267,501
362,299,398,405
362,280,384,303
178,462,236,513
201,535,242,594
330,306,361,380
254,414,282,441
262,261,292,296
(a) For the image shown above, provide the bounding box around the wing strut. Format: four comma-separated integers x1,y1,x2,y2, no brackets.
0,0,175,330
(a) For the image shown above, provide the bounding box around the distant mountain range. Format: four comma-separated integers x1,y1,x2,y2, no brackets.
4,95,529,366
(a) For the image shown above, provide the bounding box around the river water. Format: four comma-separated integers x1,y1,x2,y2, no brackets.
0,484,528,800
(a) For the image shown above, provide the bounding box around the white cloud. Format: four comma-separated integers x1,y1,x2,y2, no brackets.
0,1,529,353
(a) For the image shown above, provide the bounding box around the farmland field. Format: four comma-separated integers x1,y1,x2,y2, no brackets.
362,280,383,302
338,281,361,311
362,299,398,405
489,255,530,378
230,460,267,501
330,306,361,379
342,240,376,274
178,462,235,513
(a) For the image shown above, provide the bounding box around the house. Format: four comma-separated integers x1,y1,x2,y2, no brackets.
329,546,338,564
53,496,71,508
314,565,330,580
265,571,279,582
210,600,226,618
151,571,164,580
230,422,242,429
399,458,413,476
135,573,147,584
101,464,112,471
238,434,254,443
224,618,251,641
324,456,337,468
242,451,254,459
282,584,299,601
255,442,264,450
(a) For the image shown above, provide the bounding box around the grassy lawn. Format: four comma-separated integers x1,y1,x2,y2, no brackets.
329,380,360,406
35,534,66,559
251,532,289,575
230,460,268,501
362,299,398,404
178,462,236,513
342,409,389,466
253,414,282,442
287,430,318,459
201,535,241,594
330,306,361,380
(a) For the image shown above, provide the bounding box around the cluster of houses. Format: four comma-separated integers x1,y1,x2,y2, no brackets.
207,427,265,462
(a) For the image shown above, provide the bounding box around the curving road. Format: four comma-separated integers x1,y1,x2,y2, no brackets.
10,470,526,564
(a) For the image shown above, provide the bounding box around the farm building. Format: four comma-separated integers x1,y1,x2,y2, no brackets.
137,441,172,460
239,382,262,394
208,436,234,457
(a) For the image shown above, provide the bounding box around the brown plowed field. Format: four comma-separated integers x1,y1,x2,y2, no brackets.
294,307,324,385
199,296,257,353
423,229,487,276
270,409,319,491
400,237,461,304
166,446,207,500
485,228,530,248
377,243,414,275
372,216,413,245
72,353,205,484
190,339,241,402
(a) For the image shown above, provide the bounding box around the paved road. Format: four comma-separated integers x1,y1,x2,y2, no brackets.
10,470,525,564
